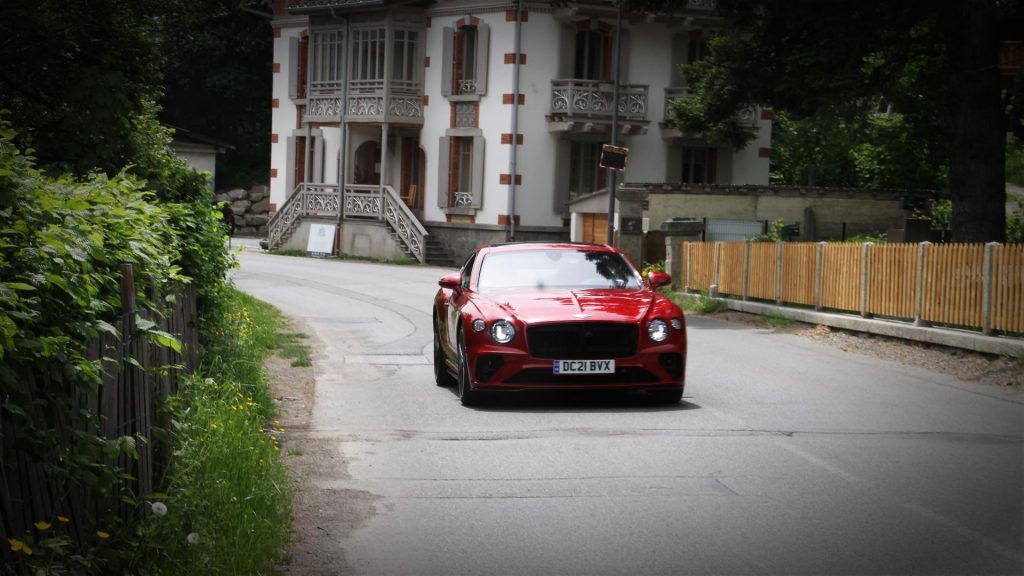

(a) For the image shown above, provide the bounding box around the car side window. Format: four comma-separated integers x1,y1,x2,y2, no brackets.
460,253,476,291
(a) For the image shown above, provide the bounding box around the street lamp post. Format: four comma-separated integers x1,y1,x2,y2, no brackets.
605,6,622,245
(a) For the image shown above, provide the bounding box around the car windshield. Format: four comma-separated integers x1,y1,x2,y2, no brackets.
477,249,642,291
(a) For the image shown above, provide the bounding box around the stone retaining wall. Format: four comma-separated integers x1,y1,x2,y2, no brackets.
215,184,270,237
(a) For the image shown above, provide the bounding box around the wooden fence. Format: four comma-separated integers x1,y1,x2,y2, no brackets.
0,264,199,567
679,241,1024,334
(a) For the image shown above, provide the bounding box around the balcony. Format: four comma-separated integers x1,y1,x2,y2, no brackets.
548,79,649,135
303,80,424,124
661,86,758,139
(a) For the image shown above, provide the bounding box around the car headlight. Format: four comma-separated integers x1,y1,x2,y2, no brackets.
472,319,486,332
490,319,516,344
648,319,669,342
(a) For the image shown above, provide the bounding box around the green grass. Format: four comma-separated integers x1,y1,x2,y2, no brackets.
766,314,795,327
664,289,725,314
136,288,296,575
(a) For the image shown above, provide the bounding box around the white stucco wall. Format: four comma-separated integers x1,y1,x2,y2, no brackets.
270,17,308,212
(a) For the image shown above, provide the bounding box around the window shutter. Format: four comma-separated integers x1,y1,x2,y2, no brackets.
471,136,485,208
437,136,451,207
288,36,299,100
475,23,490,96
441,27,454,97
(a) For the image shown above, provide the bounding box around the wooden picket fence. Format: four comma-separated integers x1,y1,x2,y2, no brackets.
678,241,1024,334
0,264,199,567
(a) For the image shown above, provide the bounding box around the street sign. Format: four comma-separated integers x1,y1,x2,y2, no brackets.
599,144,629,171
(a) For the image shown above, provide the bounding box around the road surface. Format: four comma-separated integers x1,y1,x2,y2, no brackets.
231,242,1023,576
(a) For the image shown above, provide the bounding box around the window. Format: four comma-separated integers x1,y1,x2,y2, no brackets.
442,22,489,98
574,29,612,81
568,141,607,200
681,147,717,184
437,134,484,210
687,31,709,65
310,30,344,95
351,27,386,84
392,29,419,83
453,26,477,94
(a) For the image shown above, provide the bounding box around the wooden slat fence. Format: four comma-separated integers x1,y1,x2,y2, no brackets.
0,264,198,569
679,241,1024,334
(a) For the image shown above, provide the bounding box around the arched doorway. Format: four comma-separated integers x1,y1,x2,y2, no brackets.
354,140,380,185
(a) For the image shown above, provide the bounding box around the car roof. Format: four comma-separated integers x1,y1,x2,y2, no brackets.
479,242,617,255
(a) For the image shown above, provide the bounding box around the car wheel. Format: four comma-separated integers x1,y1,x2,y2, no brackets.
433,315,455,387
647,386,683,405
457,334,481,407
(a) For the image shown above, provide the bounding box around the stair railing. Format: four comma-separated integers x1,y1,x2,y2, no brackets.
266,183,341,250
344,184,427,263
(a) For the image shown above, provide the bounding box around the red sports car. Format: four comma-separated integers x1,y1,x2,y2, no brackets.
433,242,687,406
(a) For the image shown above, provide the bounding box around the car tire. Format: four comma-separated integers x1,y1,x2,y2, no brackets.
647,386,683,405
434,315,455,387
457,334,481,407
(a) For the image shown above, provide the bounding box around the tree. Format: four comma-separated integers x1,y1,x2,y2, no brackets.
0,0,166,177
622,0,1022,242
158,0,272,189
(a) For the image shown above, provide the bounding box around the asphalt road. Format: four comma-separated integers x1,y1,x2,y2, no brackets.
231,242,1024,576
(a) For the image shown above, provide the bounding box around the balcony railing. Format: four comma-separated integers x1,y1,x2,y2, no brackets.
550,79,648,122
343,79,424,123
663,86,758,130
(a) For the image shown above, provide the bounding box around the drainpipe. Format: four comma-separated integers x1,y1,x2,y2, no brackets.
507,0,523,241
335,15,350,255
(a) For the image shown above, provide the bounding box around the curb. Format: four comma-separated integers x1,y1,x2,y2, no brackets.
719,299,1024,357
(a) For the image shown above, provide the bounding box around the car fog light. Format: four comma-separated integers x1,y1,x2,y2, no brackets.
670,318,683,330
648,319,669,342
491,319,516,344
472,319,486,332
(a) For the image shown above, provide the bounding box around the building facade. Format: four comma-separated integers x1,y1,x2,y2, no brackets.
268,0,771,264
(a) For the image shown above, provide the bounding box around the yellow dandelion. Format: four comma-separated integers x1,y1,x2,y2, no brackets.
9,538,32,555
34,521,51,531
96,531,110,539
57,515,69,523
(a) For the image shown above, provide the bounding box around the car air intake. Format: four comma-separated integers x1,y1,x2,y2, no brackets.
526,323,638,359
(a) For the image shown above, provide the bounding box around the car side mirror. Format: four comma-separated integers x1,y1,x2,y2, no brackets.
439,272,461,290
647,271,671,290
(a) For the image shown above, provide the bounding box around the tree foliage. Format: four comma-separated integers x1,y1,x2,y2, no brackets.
622,0,1022,242
158,0,273,189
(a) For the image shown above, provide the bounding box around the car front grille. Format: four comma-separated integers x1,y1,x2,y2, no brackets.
526,322,638,359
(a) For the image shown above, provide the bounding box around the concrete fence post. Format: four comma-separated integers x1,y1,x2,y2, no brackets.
982,242,999,335
815,241,825,311
710,241,721,297
860,242,873,318
914,241,931,327
775,241,784,305
742,240,751,301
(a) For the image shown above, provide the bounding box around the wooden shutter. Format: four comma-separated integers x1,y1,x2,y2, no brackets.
471,135,485,208
441,27,454,97
288,37,299,100
437,136,451,207
475,23,490,96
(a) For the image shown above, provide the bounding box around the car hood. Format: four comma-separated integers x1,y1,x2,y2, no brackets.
478,288,655,324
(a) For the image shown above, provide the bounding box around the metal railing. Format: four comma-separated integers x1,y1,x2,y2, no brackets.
550,79,648,122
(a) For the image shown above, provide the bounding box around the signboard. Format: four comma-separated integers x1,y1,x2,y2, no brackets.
306,223,335,257
599,144,629,171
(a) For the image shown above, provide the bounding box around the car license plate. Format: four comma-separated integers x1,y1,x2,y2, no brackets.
553,359,615,374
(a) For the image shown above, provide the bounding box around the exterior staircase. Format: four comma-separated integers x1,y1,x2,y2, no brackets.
268,183,442,265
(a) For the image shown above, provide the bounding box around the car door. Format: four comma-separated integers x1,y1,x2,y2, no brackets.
446,253,475,353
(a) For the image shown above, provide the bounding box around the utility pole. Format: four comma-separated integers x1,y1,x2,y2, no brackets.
605,6,622,245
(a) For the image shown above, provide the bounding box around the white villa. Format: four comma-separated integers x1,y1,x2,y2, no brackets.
267,0,771,265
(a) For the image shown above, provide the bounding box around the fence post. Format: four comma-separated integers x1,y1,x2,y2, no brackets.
686,241,692,291
775,241,784,305
815,241,825,311
710,242,721,297
742,240,751,301
982,242,999,335
914,242,931,327
860,242,873,318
